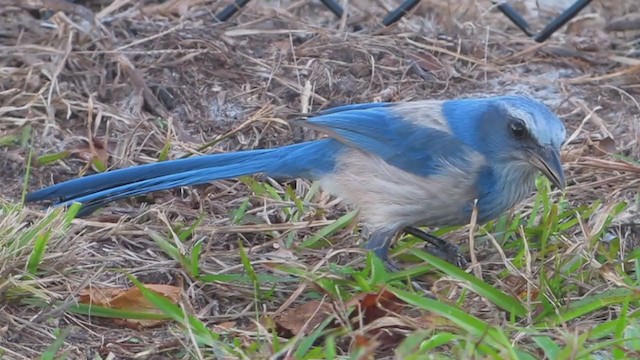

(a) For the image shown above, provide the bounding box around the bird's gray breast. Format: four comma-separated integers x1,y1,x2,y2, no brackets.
318,149,487,231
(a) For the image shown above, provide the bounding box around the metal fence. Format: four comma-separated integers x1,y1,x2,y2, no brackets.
215,0,593,42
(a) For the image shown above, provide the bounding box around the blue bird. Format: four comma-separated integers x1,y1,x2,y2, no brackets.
26,95,566,267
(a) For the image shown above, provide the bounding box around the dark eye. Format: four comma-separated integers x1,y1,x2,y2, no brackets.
510,121,527,139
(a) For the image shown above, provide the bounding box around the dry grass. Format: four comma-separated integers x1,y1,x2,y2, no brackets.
1,0,639,359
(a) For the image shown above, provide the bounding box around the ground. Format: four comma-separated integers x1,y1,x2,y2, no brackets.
0,0,639,359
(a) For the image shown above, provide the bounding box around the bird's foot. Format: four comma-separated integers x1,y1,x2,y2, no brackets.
423,242,468,269
403,226,468,269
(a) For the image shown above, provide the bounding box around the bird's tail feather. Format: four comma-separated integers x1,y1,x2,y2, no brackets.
27,139,340,215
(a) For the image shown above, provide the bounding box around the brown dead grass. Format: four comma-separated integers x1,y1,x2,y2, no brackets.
1,0,639,358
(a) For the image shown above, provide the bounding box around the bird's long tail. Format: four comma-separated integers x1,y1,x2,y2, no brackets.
26,139,341,215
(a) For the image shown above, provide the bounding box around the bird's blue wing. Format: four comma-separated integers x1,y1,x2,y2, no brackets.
303,102,477,177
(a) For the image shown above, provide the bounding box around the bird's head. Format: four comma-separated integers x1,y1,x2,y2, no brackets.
445,95,566,190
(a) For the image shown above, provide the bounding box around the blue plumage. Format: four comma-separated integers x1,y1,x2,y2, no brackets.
26,95,566,266
305,105,474,177
28,140,343,215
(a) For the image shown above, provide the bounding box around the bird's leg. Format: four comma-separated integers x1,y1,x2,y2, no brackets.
365,227,427,274
403,226,468,268
364,227,398,270
364,227,434,297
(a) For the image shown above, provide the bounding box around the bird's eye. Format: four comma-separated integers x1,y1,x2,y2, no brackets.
510,121,527,139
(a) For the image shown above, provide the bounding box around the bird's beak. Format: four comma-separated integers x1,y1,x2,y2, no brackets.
527,147,565,190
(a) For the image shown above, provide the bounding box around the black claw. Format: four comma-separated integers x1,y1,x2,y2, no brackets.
382,259,401,272
403,226,468,269
423,242,468,269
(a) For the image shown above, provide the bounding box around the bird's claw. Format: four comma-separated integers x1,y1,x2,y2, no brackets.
403,226,468,269
423,241,468,269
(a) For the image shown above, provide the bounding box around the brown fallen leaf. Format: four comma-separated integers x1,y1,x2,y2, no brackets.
561,136,617,163
79,284,181,328
352,333,379,360
70,137,110,172
593,136,616,155
274,300,334,337
348,289,406,325
78,287,124,306
272,290,411,341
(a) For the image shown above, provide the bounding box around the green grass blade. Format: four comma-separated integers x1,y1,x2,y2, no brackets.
65,303,173,320
238,241,261,299
293,316,335,359
388,286,516,355
409,249,527,317
190,240,203,278
36,151,70,166
39,327,71,360
532,335,561,359
537,288,640,327
13,208,63,251
199,272,296,284
128,276,184,321
126,276,238,357
299,210,357,249
148,230,182,263
420,332,459,351
27,230,52,275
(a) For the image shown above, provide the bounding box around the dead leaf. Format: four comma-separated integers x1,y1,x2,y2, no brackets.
274,301,333,336
352,333,379,360
79,284,181,328
593,136,616,155
78,287,125,306
561,136,617,164
359,316,414,350
70,137,110,171
347,289,406,325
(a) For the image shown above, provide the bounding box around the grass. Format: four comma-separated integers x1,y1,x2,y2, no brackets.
1,174,638,359
1,0,640,358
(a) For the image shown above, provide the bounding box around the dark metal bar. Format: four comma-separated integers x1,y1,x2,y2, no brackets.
319,0,363,31
319,0,345,19
382,0,421,27
494,2,534,37
533,0,593,42
215,0,251,22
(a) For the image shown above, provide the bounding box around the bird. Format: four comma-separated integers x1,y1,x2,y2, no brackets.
26,95,566,268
